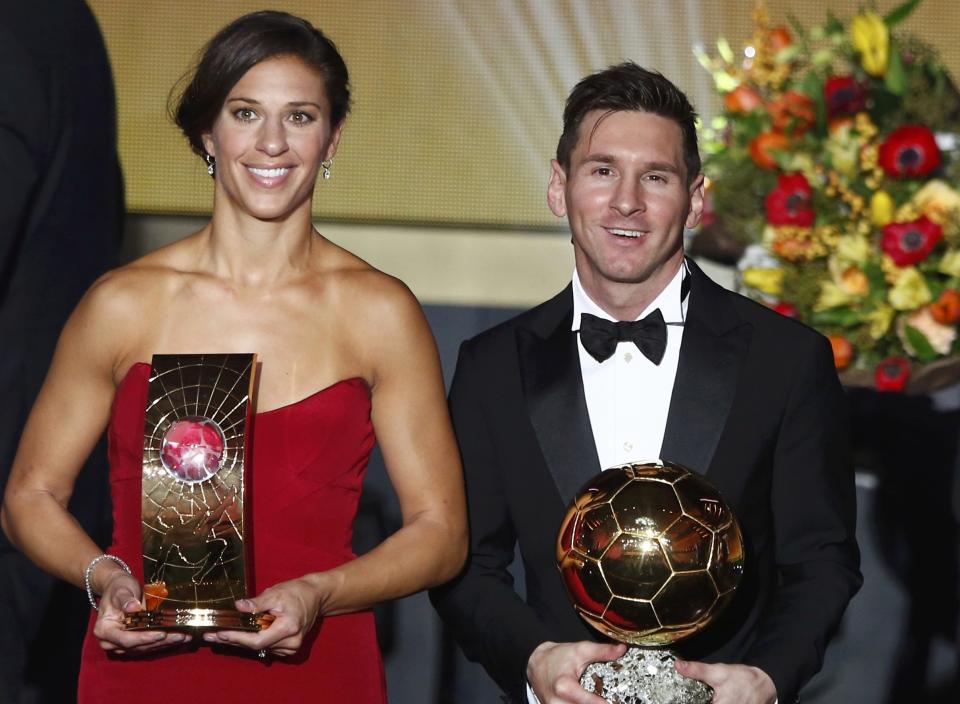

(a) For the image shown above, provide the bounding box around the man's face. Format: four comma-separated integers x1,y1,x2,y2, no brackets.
548,110,704,296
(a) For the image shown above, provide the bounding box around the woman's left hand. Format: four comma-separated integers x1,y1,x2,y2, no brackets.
204,575,326,657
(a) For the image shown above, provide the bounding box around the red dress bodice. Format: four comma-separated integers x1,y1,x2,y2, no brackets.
78,363,387,703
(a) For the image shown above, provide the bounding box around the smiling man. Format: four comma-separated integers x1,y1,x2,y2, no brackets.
431,62,861,704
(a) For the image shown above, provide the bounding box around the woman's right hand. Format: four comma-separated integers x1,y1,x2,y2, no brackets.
91,570,191,654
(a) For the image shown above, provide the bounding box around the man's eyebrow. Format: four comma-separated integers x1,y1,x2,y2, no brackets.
581,154,615,163
580,154,681,174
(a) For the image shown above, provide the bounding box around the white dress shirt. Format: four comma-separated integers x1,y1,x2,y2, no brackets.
527,263,688,704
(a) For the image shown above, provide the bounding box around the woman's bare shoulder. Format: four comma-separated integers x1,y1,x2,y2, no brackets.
71,240,201,349
315,242,421,322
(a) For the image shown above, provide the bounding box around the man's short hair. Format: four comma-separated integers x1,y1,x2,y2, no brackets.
556,62,701,183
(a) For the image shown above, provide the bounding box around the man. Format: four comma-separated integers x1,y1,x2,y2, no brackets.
431,63,860,704
0,1,122,699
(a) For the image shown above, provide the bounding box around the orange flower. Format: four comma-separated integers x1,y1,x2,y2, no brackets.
749,131,790,169
724,85,763,113
929,288,960,324
144,581,169,611
768,91,816,135
772,235,814,261
769,27,793,52
828,116,854,135
829,335,854,370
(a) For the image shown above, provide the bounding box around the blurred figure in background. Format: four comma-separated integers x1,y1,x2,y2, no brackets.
0,0,122,700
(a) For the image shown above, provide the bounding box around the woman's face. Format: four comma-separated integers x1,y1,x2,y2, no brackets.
202,55,342,222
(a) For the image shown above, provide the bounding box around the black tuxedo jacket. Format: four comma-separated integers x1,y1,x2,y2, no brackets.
0,0,121,550
431,260,861,703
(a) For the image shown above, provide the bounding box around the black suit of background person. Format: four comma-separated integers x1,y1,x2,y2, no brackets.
0,1,122,701
431,63,861,704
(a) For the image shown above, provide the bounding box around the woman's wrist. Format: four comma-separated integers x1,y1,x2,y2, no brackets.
85,554,132,605
302,569,343,616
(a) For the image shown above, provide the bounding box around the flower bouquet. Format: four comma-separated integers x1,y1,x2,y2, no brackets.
695,1,960,392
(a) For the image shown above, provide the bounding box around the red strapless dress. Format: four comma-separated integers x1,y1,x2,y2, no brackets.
78,363,387,703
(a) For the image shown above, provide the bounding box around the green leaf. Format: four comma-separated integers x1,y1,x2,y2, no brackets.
717,38,734,64
787,13,808,39
885,48,908,95
885,0,922,27
812,308,862,326
824,11,844,35
904,325,939,362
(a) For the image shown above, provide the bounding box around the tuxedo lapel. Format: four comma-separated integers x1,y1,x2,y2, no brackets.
517,286,601,503
661,261,753,477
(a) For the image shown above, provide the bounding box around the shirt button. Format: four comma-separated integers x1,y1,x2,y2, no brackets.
623,441,633,452
624,352,633,363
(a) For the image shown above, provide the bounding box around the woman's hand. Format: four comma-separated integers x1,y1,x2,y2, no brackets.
92,570,191,654
204,574,327,657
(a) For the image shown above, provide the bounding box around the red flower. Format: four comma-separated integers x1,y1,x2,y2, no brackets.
878,125,941,177
765,173,815,226
875,357,910,392
880,216,942,266
824,76,865,116
772,301,799,319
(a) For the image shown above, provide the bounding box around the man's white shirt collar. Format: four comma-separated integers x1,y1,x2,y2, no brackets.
571,261,688,330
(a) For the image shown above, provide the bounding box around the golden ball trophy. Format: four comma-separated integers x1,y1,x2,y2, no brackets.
124,354,272,631
556,460,745,703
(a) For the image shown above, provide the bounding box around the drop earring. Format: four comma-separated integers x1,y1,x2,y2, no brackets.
205,154,215,177
321,158,332,180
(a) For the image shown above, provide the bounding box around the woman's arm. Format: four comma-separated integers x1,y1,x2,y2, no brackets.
1,274,189,653
2,277,121,586
215,274,467,655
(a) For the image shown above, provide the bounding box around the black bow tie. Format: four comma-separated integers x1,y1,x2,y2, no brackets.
578,310,668,365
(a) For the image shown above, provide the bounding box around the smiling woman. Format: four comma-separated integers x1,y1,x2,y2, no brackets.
0,11,466,704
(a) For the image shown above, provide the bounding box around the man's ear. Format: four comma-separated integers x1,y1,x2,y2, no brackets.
547,159,568,218
685,173,706,230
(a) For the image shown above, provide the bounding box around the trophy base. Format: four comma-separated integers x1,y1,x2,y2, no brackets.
580,648,713,704
123,608,275,632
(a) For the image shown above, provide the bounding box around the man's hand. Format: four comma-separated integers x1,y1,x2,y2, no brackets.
675,660,777,704
527,640,627,704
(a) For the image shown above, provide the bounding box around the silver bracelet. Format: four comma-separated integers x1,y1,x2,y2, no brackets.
84,554,132,611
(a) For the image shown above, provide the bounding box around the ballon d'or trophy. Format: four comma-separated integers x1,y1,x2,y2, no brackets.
556,460,745,704
124,354,273,631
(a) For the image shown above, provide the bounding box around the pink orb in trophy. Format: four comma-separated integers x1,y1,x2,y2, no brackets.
160,417,225,483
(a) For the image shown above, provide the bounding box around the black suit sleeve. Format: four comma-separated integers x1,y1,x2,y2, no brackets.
0,28,43,277
743,335,862,702
430,341,553,699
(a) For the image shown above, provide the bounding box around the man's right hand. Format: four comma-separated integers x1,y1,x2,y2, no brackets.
527,640,627,703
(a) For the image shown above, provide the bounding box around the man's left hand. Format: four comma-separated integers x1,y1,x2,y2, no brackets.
674,660,777,704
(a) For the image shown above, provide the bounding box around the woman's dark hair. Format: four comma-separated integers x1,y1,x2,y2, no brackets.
173,10,351,158
556,62,700,183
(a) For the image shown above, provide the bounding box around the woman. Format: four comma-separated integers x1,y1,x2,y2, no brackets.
0,11,466,702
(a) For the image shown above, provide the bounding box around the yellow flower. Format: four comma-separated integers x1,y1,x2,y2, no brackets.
866,305,895,339
912,180,960,236
742,267,784,296
834,234,871,265
850,12,889,77
783,153,818,183
826,128,859,178
898,308,958,356
815,281,854,311
870,191,894,226
939,249,960,276
888,267,933,310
